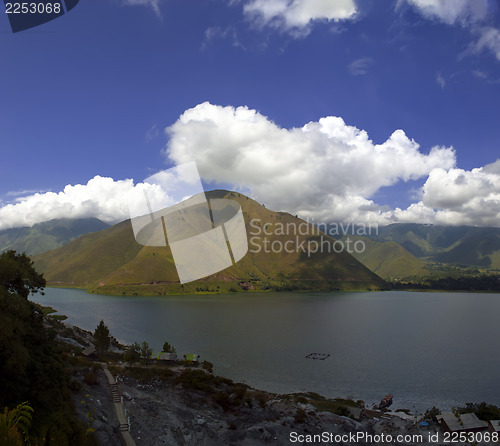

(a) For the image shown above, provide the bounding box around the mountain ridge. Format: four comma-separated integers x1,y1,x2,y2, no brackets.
0,217,109,255
34,190,386,295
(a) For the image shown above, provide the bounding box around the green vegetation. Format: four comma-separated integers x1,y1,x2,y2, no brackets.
123,342,142,365
93,319,110,358
162,341,176,353
283,393,362,419
0,251,93,444
423,406,441,422
0,250,45,298
374,223,500,270
34,190,385,294
0,402,33,446
140,341,153,364
454,402,500,421
342,235,429,280
0,218,109,256
116,366,175,382
391,273,500,291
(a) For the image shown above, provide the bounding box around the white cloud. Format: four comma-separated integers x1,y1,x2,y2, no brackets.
122,0,163,18
202,26,243,50
0,176,174,231
378,160,500,226
243,0,357,35
145,124,159,142
3,104,498,229
401,0,500,62
473,27,500,61
348,57,374,76
403,0,489,26
436,72,446,88
165,102,460,225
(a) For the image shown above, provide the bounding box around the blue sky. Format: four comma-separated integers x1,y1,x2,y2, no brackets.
1,0,500,229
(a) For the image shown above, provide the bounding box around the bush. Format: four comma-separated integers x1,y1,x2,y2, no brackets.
175,369,215,393
201,361,213,373
423,406,441,422
69,380,82,393
214,391,232,412
123,366,174,382
455,402,500,421
83,369,98,386
294,408,307,424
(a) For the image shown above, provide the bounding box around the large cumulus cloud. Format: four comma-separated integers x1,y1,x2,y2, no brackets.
165,102,459,224
0,176,175,230
2,103,499,229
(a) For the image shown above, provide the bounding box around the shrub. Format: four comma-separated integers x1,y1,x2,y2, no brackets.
201,361,214,373
69,380,82,393
294,408,307,424
83,369,98,386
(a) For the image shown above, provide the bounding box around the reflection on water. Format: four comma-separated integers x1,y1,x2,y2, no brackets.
31,288,500,413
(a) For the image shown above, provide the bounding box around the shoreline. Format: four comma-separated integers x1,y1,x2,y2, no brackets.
43,283,500,297
54,318,499,446
60,321,426,445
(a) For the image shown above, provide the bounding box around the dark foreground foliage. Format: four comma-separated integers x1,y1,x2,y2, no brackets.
0,251,92,445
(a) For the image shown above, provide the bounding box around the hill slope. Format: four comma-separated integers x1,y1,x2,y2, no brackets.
340,235,429,279
34,191,385,295
0,218,109,255
373,224,500,269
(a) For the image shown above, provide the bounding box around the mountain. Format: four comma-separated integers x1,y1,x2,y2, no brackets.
0,218,110,255
373,224,500,269
340,235,429,279
34,190,385,295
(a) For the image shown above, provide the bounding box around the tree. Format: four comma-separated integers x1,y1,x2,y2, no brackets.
123,342,141,365
162,341,176,353
0,251,45,299
0,252,79,443
140,341,152,364
93,320,111,358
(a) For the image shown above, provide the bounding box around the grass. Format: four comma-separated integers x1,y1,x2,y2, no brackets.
285,392,364,418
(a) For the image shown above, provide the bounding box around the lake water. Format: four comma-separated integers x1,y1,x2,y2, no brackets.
31,288,500,414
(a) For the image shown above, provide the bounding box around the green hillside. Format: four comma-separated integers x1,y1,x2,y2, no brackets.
34,190,385,295
373,224,500,269
340,235,428,279
0,218,109,255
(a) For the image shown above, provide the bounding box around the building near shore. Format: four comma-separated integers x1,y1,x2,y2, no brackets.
82,345,96,357
488,420,500,434
158,352,177,361
437,413,488,433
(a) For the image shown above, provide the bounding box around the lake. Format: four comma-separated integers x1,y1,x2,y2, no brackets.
31,288,500,414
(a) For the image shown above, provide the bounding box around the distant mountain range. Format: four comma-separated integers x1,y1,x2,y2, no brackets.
372,224,500,270
18,194,500,293
340,235,429,280
0,218,109,255
33,190,385,295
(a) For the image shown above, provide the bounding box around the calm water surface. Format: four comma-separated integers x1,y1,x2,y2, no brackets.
31,288,500,413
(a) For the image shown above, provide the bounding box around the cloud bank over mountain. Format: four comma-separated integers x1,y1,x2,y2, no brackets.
1,102,499,230
164,102,500,227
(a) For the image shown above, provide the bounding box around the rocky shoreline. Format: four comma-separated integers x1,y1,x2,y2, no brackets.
72,365,437,446
57,322,491,446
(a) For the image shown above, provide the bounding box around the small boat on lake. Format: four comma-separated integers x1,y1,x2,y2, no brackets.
377,394,393,409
